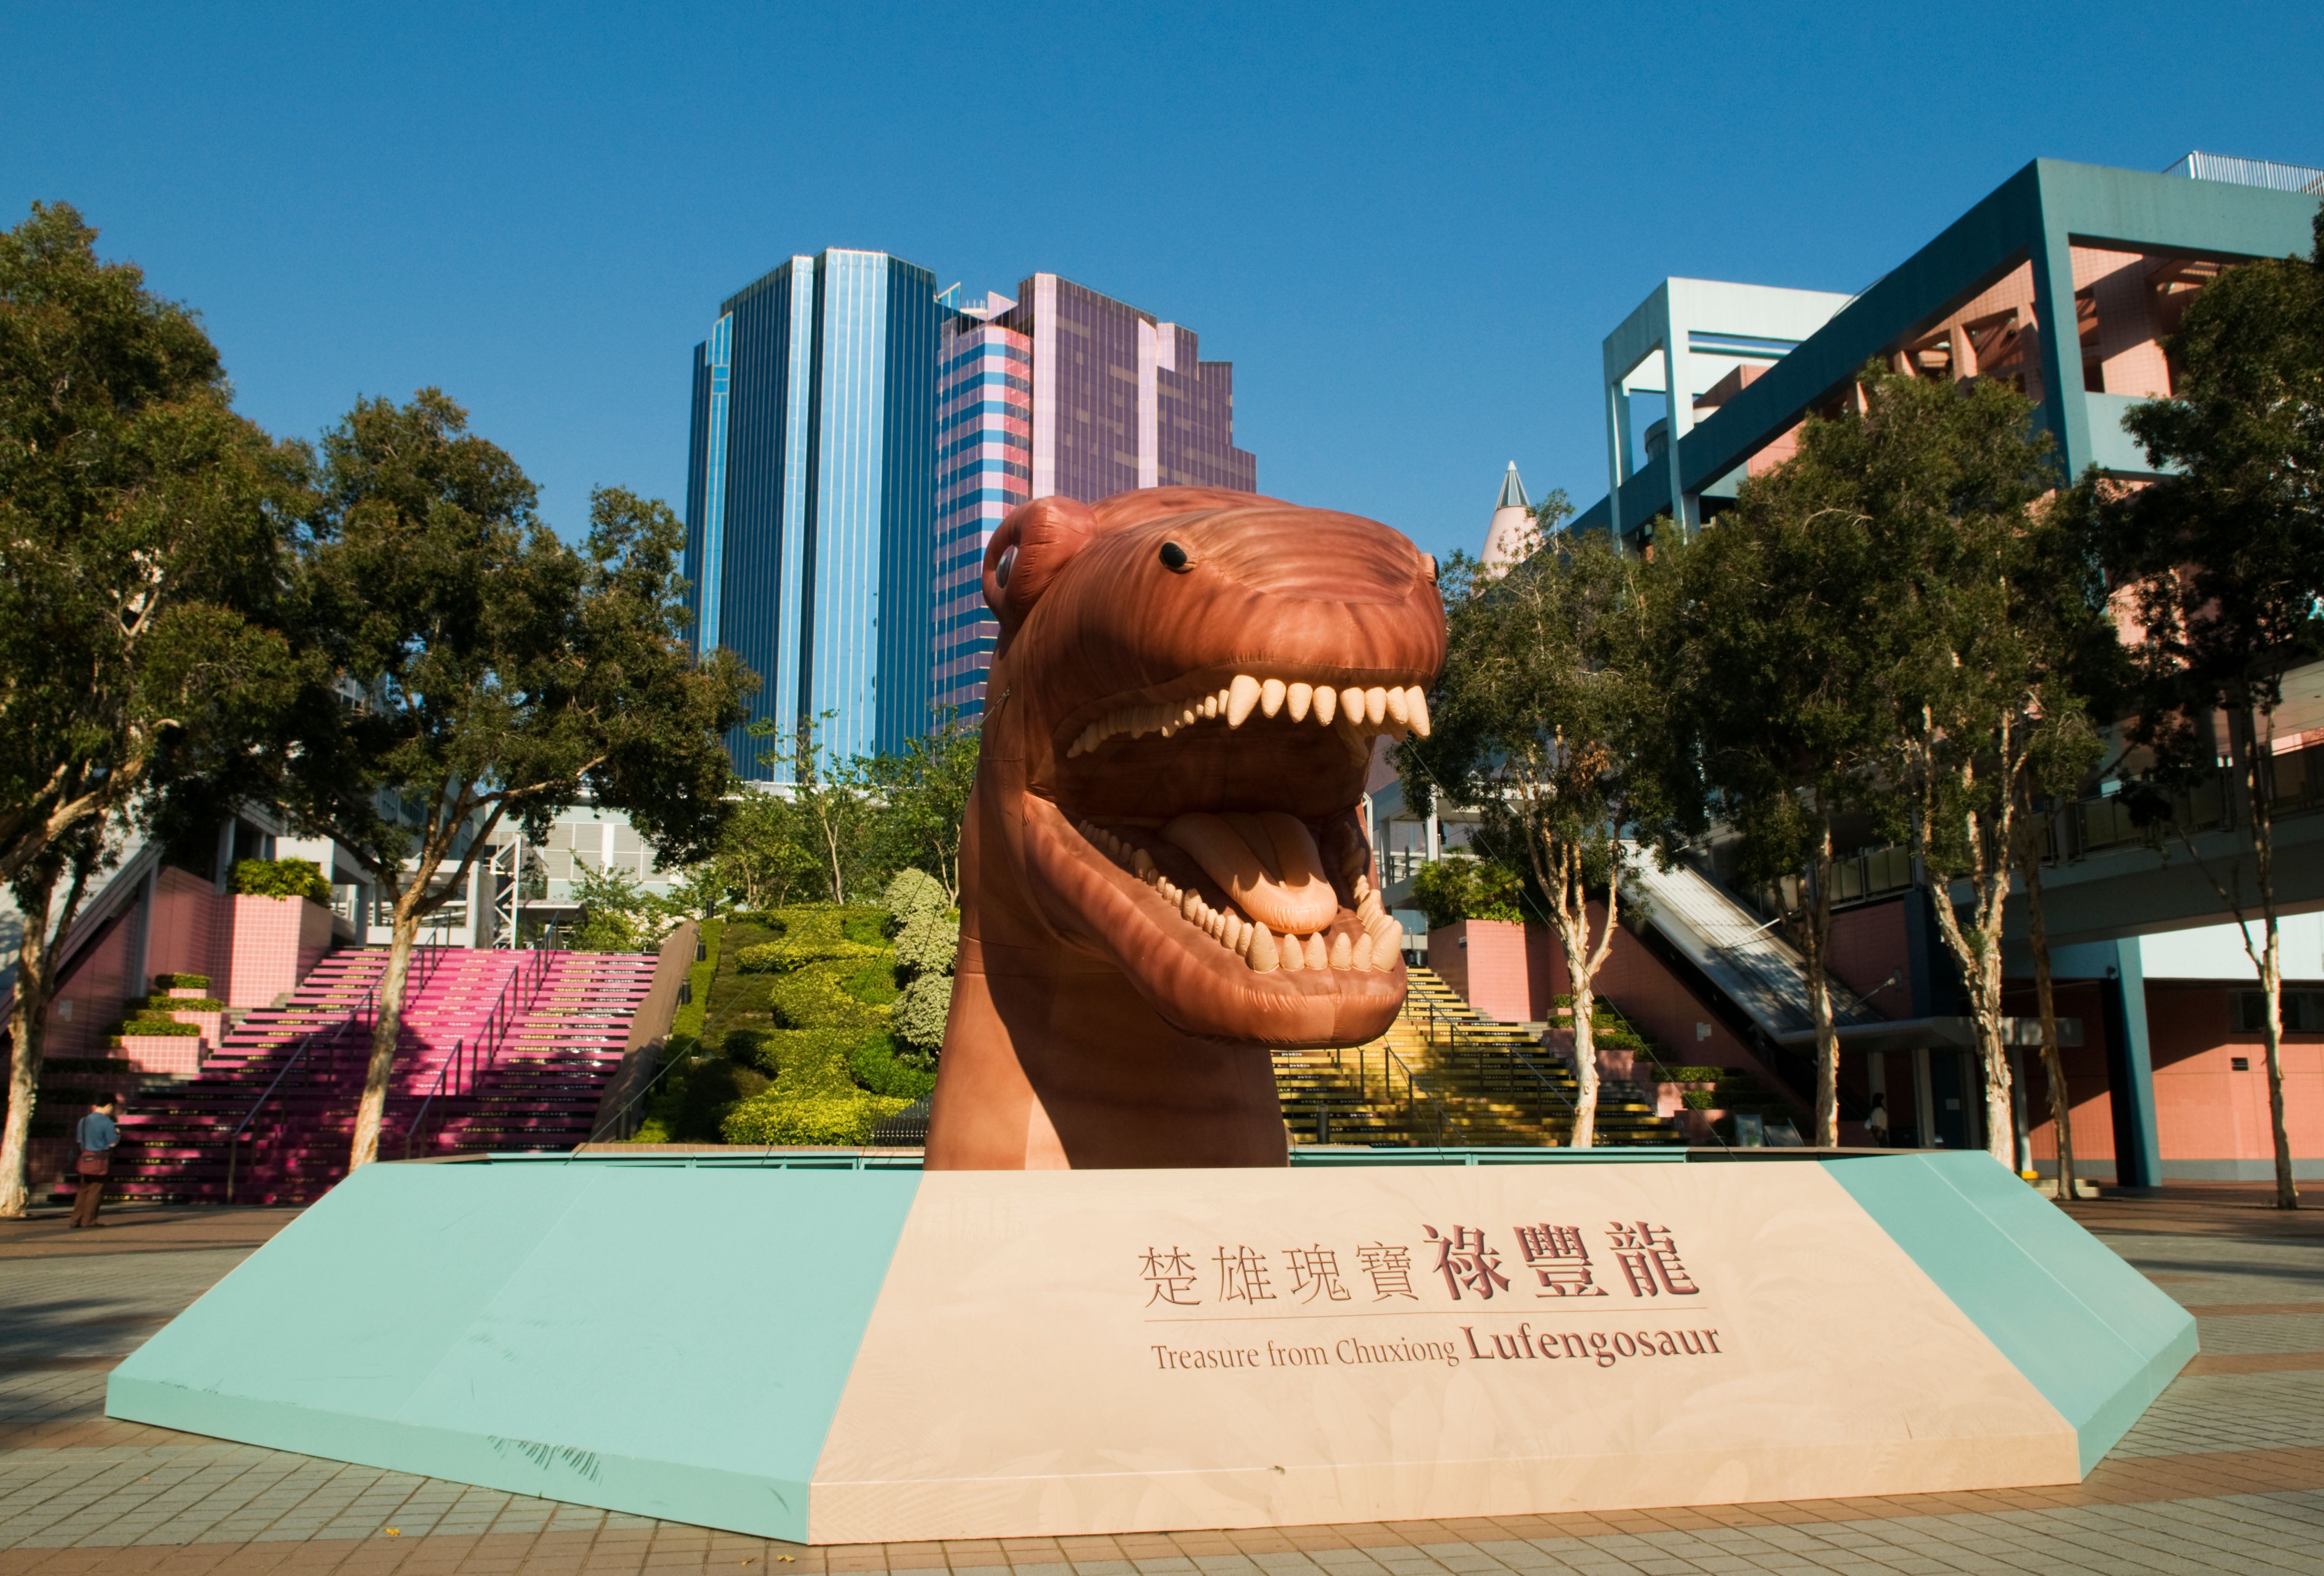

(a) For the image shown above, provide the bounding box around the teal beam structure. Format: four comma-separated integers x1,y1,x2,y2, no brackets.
2106,935,2165,1188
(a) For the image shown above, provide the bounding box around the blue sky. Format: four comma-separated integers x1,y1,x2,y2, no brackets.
5,2,2319,564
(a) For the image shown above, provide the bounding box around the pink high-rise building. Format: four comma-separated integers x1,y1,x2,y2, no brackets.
929,276,1256,721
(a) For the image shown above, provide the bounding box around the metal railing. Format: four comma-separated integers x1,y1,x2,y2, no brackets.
217,944,454,1198
401,947,555,1159
1406,996,1580,1131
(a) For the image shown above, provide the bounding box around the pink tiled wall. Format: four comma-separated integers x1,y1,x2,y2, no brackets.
114,1033,205,1078
211,894,333,1012
145,866,218,984
1425,920,1533,1022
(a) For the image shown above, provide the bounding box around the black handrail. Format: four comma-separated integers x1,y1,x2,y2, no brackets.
223,1030,316,1204
401,947,555,1159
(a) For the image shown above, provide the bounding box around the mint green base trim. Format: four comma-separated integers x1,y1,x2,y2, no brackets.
1822,1152,2196,1476
106,1161,920,1543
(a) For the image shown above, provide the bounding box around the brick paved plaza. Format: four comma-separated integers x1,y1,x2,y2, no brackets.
5,1192,2322,1576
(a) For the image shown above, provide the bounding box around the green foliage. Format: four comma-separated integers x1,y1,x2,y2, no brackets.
862,717,979,901
882,867,949,931
261,395,753,1162
127,995,222,1013
634,901,922,1146
148,973,210,990
842,962,899,1006
112,1019,200,1039
569,861,676,953
1406,857,1524,931
1400,526,1673,943
847,1029,937,1100
669,918,721,1044
891,972,953,1056
892,907,959,981
230,857,330,902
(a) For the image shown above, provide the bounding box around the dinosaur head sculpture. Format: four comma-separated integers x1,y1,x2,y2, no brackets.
923,487,1446,1169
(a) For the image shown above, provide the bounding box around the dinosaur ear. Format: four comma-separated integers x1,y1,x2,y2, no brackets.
984,495,1096,641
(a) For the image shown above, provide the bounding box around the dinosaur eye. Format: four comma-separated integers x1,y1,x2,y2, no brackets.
994,544,1017,588
1159,541,1192,572
1423,553,1438,583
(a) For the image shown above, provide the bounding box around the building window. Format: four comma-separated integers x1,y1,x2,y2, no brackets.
2232,990,2324,1033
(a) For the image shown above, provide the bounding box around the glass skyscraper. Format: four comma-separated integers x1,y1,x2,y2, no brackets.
928,275,1257,720
683,249,939,777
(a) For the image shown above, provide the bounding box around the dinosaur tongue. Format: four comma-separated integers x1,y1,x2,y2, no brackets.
1160,811,1340,934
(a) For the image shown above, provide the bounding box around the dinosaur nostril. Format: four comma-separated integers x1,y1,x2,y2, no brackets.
1159,541,1192,572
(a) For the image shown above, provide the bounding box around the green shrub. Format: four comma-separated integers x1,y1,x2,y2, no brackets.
1654,1065,1727,1082
677,1059,770,1138
671,919,722,1043
721,1091,908,1146
112,1019,201,1039
842,961,899,1006
128,995,223,1014
882,867,949,932
768,969,884,1031
893,908,959,981
722,1026,778,1077
892,972,952,1056
848,1028,937,1100
149,973,210,991
1408,857,1524,930
1680,1089,1719,1110
231,858,331,903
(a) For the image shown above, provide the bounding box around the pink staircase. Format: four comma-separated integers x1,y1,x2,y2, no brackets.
94,947,660,1205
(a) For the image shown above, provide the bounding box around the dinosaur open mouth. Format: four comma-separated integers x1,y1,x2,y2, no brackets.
1043,669,1430,984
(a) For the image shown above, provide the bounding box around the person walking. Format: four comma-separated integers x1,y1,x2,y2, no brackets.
69,1095,119,1228
1865,1093,1891,1148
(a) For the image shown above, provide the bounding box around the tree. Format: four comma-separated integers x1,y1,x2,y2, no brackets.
701,788,820,911
276,393,751,1171
0,203,298,1217
1846,368,2071,1170
864,709,979,902
752,714,877,905
2092,210,2324,1209
1405,518,1677,1147
1405,854,1524,931
1674,406,1901,1147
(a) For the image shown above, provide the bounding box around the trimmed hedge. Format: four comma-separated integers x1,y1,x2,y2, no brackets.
149,973,210,990
893,908,958,981
111,1019,201,1039
128,995,224,1014
891,973,952,1056
848,1028,936,1100
231,857,331,903
883,868,949,932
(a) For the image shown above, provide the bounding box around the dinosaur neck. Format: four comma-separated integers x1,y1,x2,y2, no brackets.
921,764,1289,1170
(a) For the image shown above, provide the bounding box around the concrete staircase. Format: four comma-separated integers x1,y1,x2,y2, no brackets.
89,947,659,1205
1273,969,1681,1149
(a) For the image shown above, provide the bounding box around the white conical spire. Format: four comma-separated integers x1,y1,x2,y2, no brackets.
1481,462,1535,570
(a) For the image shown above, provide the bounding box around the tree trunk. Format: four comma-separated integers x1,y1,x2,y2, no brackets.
2258,912,2295,1209
2242,712,2298,1210
1564,928,1600,1150
0,867,59,1218
2021,840,2076,1202
1807,814,1839,1148
346,907,421,1171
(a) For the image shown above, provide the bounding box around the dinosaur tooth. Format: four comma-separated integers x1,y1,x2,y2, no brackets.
1302,933,1327,970
1339,687,1364,725
1279,928,1303,970
1364,686,1388,724
1260,677,1286,718
1329,932,1353,970
1227,674,1260,727
1357,891,1385,926
1246,925,1280,972
1287,682,1312,722
1200,694,1217,720
1180,704,1198,727
1383,687,1409,726
1312,685,1336,724
1353,872,1373,900
1373,920,1402,967
1132,849,1156,877
1407,688,1431,737
1352,932,1374,971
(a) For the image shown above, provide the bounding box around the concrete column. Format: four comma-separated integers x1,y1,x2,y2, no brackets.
2104,935,2165,1187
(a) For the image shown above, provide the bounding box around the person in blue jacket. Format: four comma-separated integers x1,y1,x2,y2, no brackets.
70,1095,119,1228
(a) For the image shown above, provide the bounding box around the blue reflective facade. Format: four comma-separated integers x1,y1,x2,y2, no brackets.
683,251,940,778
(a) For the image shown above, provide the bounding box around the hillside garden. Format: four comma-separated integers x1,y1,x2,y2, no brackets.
626,869,957,1146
